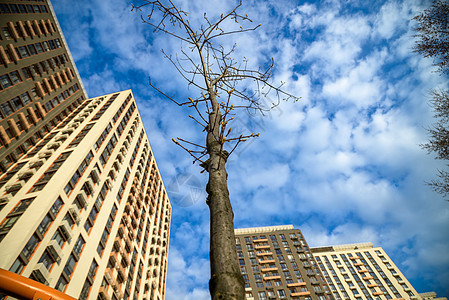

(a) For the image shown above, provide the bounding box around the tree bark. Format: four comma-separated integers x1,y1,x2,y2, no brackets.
206,92,245,300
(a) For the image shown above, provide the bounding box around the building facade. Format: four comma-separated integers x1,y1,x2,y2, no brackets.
0,90,171,300
311,243,424,300
0,0,87,172
234,225,333,300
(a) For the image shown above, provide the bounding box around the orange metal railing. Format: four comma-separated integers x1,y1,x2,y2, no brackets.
0,268,77,300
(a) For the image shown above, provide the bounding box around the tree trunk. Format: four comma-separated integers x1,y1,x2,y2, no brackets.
206,92,245,300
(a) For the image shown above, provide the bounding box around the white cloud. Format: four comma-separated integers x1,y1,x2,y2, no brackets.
53,0,449,296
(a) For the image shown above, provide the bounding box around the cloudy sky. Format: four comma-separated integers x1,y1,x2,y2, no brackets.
51,0,448,298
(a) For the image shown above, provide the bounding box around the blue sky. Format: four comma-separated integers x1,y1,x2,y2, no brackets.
52,0,449,298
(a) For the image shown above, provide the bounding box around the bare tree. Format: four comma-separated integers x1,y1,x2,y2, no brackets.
413,0,449,201
421,90,449,200
132,0,298,298
412,0,449,75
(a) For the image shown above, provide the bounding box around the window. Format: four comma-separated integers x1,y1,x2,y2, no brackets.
10,197,34,215
88,259,98,280
39,250,55,270
50,197,64,216
22,233,40,259
0,74,12,89
52,230,65,247
79,280,92,300
9,257,25,274
63,254,77,277
55,276,68,292
0,215,21,232
37,214,52,236
73,235,85,257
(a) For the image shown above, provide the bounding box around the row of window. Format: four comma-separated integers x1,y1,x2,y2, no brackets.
94,123,113,151
0,91,32,120
64,151,94,196
1,19,55,41
0,95,84,172
112,93,132,124
0,197,35,241
84,182,112,234
8,197,63,274
0,3,48,15
67,122,94,148
318,252,407,300
91,93,120,121
21,53,69,81
0,81,78,129
54,98,91,131
0,70,22,90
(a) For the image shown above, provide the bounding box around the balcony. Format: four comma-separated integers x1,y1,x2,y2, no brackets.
263,276,281,281
256,252,273,257
357,269,369,273
59,220,72,240
109,252,118,267
255,245,271,250
5,182,23,193
291,291,310,297
31,263,50,285
47,240,62,262
76,191,88,208
98,286,111,300
116,264,126,281
69,206,80,224
287,282,306,287
253,238,268,243
258,260,275,264
261,267,278,272
18,169,36,180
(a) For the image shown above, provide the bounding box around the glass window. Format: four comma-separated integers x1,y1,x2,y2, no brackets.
52,230,65,247
9,71,21,84
0,215,21,231
22,233,40,259
63,254,76,276
0,102,13,117
10,97,23,111
79,280,92,300
37,214,52,236
55,276,68,292
88,260,98,279
50,197,64,216
10,198,34,215
0,74,12,89
73,235,85,257
35,43,43,53
9,258,25,274
39,250,54,270
20,92,31,105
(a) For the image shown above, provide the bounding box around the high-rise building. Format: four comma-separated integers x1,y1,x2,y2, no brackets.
0,0,87,172
0,90,171,300
234,225,333,300
310,243,439,300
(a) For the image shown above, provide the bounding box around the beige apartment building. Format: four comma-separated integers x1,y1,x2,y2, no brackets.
234,225,333,300
0,90,171,300
0,0,87,171
311,243,447,300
